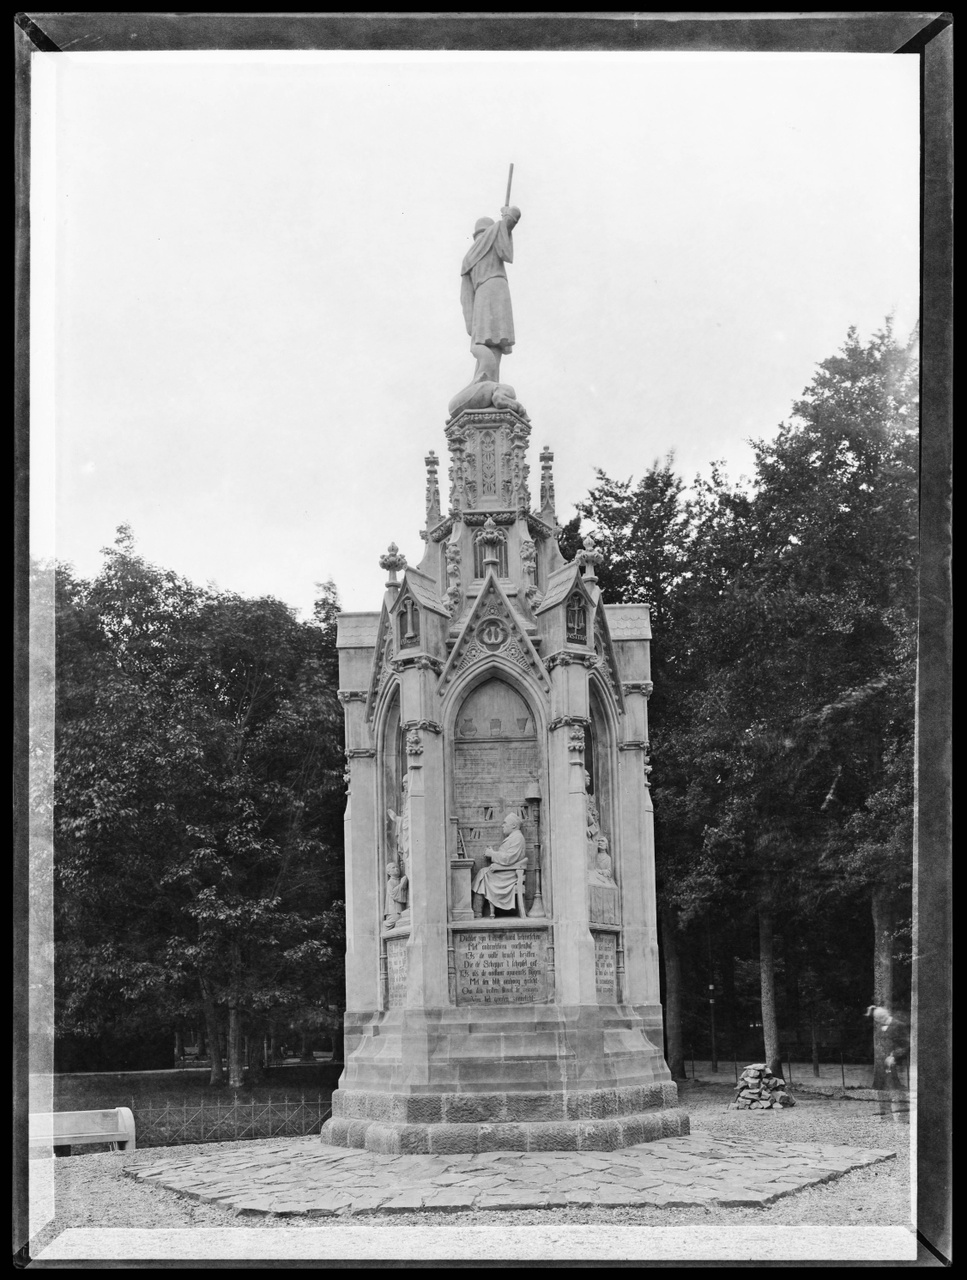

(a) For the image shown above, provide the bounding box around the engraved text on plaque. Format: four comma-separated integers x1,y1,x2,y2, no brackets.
453,929,549,1005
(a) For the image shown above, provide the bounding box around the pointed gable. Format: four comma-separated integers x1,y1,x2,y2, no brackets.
533,561,586,616
396,567,450,617
439,570,549,692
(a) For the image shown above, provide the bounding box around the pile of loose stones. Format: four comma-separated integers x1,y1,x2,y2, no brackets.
729,1062,796,1110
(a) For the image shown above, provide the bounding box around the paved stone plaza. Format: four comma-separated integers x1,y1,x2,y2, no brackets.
125,1133,895,1217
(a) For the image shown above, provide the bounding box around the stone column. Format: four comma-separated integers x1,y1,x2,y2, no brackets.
546,666,597,1005
617,669,660,1009
397,666,450,1010
343,750,379,1012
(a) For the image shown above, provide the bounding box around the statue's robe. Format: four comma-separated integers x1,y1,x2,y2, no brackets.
460,208,520,353
472,828,527,911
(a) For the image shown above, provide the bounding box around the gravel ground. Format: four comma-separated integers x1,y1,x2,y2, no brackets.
25,1082,913,1257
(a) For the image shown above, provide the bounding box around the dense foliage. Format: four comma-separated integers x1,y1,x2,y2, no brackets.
53,529,346,1083
577,321,917,1082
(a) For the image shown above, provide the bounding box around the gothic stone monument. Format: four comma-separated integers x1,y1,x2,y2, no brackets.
321,201,687,1155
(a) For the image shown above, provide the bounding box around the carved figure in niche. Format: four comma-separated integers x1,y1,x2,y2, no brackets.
384,859,409,926
585,772,601,870
472,812,528,915
590,836,617,886
387,777,411,898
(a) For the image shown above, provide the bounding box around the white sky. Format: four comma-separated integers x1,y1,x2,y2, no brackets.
31,51,920,618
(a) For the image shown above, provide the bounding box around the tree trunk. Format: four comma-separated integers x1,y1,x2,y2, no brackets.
247,1030,265,1084
330,1024,345,1065
225,941,247,1088
871,883,895,1090
660,904,687,1080
758,894,783,1079
227,1004,245,1088
811,1016,820,1077
200,986,225,1087
174,1028,183,1064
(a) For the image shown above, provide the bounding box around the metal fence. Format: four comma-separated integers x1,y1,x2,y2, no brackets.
132,1094,332,1147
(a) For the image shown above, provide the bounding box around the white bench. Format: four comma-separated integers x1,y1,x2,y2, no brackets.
29,1107,136,1154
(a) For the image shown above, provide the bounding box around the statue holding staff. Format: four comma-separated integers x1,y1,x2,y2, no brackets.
449,165,528,419
460,202,521,386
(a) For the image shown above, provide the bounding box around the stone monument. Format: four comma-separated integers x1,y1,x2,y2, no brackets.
322,194,687,1154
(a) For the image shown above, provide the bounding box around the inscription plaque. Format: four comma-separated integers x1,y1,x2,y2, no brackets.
453,929,550,1005
593,931,617,1003
386,936,408,1008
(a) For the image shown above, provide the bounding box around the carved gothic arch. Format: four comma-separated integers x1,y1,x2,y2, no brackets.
438,652,550,734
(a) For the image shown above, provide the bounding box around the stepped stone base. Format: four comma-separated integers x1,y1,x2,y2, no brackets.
321,1106,689,1155
321,1002,688,1153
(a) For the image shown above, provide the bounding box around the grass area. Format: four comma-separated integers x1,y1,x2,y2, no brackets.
29,1065,343,1151
30,1064,341,1112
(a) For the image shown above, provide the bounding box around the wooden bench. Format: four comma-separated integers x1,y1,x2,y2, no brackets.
29,1107,137,1154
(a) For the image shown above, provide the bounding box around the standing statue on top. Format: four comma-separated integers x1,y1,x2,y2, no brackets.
449,166,528,420
461,205,520,385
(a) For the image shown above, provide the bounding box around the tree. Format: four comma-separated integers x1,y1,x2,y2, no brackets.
573,321,918,1079
54,531,346,1084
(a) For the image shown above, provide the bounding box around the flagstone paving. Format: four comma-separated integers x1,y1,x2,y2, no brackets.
124,1133,895,1217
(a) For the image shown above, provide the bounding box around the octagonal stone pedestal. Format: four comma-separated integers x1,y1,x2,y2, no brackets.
320,1003,687,1155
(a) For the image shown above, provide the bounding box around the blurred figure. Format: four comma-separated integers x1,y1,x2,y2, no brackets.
866,1003,910,1123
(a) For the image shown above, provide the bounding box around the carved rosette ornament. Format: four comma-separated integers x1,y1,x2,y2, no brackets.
406,730,424,757
568,726,586,753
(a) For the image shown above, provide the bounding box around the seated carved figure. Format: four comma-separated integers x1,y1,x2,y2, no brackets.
472,813,528,915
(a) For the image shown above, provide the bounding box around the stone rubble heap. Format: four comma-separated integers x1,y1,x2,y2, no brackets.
729,1062,795,1110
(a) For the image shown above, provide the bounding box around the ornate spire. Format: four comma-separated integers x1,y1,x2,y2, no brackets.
379,542,407,592
539,446,556,519
575,532,604,584
425,451,441,527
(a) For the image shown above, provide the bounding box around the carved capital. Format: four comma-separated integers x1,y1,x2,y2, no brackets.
345,747,377,760
402,719,443,735
391,654,444,674
618,739,650,752
621,681,654,698
548,714,591,733
337,689,368,705
544,651,597,672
